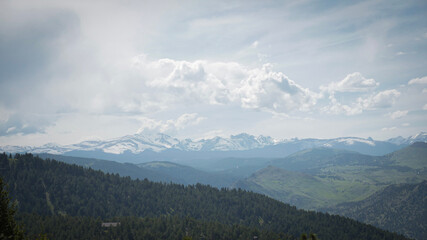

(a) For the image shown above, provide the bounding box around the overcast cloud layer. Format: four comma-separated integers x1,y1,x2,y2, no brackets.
0,0,426,146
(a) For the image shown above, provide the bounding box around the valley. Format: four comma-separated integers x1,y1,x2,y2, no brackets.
1,133,426,239
0,153,409,239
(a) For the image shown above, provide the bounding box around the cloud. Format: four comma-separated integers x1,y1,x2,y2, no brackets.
424,104,427,110
358,89,401,109
237,64,319,112
388,110,408,119
408,76,427,85
136,113,205,135
0,113,54,136
321,72,379,93
133,56,319,113
322,96,362,116
322,88,401,116
381,126,397,131
251,41,259,48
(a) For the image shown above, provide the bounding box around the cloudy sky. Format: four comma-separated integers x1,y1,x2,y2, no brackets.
0,0,426,146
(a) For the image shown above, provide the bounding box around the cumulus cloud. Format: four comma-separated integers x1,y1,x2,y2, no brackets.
238,64,319,112
321,98,361,116
321,72,379,93
408,76,427,85
358,89,401,109
322,89,401,115
133,56,319,113
319,72,388,115
136,113,205,135
388,110,408,119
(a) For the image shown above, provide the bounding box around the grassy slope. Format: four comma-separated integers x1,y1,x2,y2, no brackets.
235,143,427,210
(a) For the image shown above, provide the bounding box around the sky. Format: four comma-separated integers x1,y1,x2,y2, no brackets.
0,0,426,146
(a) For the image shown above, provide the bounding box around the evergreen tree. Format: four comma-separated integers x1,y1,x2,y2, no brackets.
0,176,25,240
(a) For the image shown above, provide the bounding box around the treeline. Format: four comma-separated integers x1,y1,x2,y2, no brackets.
0,153,408,239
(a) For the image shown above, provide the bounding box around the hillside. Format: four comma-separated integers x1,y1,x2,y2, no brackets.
37,154,237,188
324,181,427,240
0,153,407,240
269,147,377,172
233,166,341,209
235,143,427,207
137,161,238,187
16,214,291,240
385,142,427,169
234,143,427,238
37,153,173,182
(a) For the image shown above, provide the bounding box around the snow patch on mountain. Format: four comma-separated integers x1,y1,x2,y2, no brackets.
1,132,426,155
387,132,427,145
333,137,376,146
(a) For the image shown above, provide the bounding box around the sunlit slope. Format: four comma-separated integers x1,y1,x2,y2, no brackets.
235,143,427,210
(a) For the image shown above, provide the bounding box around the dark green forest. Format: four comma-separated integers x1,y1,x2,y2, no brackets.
0,153,408,239
16,214,292,240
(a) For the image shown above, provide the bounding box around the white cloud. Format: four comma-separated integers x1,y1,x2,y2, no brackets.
408,76,427,85
388,110,408,119
251,41,259,48
381,126,397,131
133,56,319,114
137,113,205,135
321,95,363,116
322,88,401,116
358,89,401,109
237,64,319,112
0,113,54,136
321,72,379,93
424,104,427,110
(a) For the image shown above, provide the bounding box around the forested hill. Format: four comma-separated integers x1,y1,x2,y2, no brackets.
324,181,427,240
0,153,408,240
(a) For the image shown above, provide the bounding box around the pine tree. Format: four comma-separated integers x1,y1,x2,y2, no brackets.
0,176,25,240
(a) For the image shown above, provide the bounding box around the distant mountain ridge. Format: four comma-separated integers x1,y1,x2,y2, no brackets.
36,154,238,188
387,132,427,145
1,132,426,160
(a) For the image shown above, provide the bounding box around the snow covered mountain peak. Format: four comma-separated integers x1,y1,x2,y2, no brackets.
387,132,427,145
1,132,426,156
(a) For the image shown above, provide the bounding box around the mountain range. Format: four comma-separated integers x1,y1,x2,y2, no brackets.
3,139,425,239
1,132,426,163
